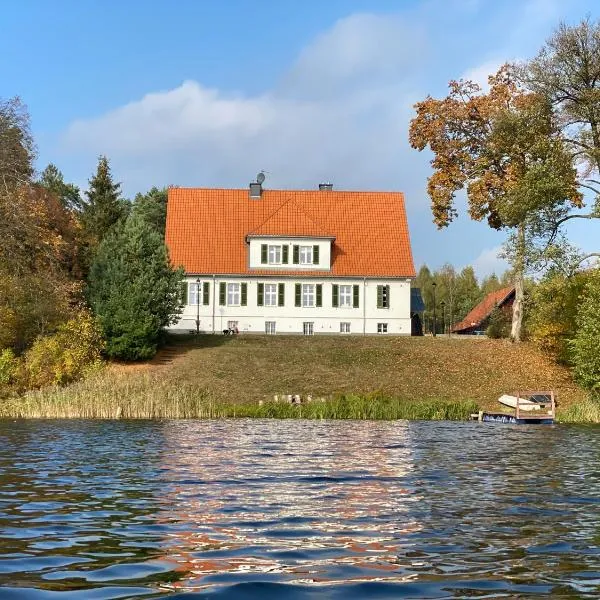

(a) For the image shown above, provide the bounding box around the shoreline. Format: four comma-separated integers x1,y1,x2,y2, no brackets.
1,395,598,423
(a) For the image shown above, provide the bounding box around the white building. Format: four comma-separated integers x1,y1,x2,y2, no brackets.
165,182,416,335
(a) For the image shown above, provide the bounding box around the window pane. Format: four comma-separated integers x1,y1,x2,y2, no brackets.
340,322,350,333
299,246,313,265
227,283,240,305
264,283,277,306
188,282,200,305
302,284,315,307
339,285,352,307
265,321,276,334
268,245,281,264
303,322,314,335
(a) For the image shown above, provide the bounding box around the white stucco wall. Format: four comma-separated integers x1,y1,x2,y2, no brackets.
248,238,332,271
170,276,412,335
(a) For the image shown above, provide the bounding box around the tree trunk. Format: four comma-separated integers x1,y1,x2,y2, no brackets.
510,223,525,342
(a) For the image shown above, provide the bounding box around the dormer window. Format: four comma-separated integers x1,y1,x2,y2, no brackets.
268,245,281,264
261,244,289,265
299,246,313,265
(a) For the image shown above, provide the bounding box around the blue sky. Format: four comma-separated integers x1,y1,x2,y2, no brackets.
1,0,598,277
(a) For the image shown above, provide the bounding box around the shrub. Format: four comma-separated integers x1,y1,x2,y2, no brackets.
486,307,511,338
0,348,19,386
24,311,105,388
571,271,600,390
527,272,589,363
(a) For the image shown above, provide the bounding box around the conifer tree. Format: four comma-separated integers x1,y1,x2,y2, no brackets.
87,213,183,360
83,156,128,244
39,163,84,212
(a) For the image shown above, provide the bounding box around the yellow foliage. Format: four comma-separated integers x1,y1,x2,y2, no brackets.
24,312,105,389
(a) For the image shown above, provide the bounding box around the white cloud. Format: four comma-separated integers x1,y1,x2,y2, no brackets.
61,12,429,195
460,59,504,89
471,246,509,278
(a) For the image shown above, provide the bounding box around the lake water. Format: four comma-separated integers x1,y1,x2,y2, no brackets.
0,419,599,599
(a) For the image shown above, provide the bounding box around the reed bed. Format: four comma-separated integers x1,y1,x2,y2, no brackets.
556,395,600,424
0,369,478,421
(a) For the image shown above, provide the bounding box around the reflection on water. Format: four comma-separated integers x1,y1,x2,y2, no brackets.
0,419,599,598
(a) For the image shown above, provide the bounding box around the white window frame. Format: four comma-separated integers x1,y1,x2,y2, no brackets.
377,323,388,334
227,283,240,306
265,321,276,335
188,282,201,306
299,246,313,265
339,285,352,308
227,320,239,329
302,284,315,307
340,322,351,334
264,283,278,306
268,245,281,265
303,322,314,336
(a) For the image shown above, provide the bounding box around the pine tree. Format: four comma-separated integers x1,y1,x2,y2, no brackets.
39,163,84,212
83,156,128,244
131,186,168,236
87,213,184,360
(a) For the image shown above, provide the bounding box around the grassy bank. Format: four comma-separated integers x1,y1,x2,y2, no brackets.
0,335,593,421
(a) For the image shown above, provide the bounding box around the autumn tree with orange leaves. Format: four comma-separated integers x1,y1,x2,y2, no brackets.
409,66,581,341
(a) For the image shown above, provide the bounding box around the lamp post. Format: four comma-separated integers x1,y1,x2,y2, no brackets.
195,277,201,335
441,300,446,336
432,281,437,337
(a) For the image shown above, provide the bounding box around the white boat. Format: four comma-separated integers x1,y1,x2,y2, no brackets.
498,394,541,411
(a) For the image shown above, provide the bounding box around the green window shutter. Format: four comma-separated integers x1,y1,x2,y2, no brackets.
241,283,247,306
385,285,390,308
316,284,322,307
353,284,359,308
203,282,210,305
257,283,264,306
313,245,319,265
278,283,285,306
219,282,226,306
282,245,289,264
181,282,188,305
261,244,268,264
332,284,339,308
293,245,299,264
377,285,383,309
295,283,301,307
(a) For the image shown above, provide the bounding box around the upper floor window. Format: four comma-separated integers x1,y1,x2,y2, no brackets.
299,246,313,265
227,283,240,306
377,285,390,309
293,244,320,266
302,283,315,307
187,281,210,306
339,285,352,307
261,244,289,265
264,283,277,306
268,245,281,264
219,282,247,306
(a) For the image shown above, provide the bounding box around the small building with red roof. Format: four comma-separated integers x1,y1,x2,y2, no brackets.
165,179,416,335
450,287,515,335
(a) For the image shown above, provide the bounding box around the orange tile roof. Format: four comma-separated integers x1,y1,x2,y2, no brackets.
248,198,333,238
451,286,515,333
165,187,415,278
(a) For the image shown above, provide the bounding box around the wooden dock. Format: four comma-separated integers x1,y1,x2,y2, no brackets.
472,390,556,425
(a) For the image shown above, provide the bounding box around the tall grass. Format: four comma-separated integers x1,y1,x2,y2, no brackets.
0,370,478,420
557,395,600,424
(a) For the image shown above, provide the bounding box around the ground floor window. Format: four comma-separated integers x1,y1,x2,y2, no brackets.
227,320,238,330
377,323,388,334
303,322,314,336
265,321,276,335
340,322,351,333
302,284,315,307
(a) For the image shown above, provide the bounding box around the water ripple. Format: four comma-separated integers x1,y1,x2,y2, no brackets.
0,419,599,598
